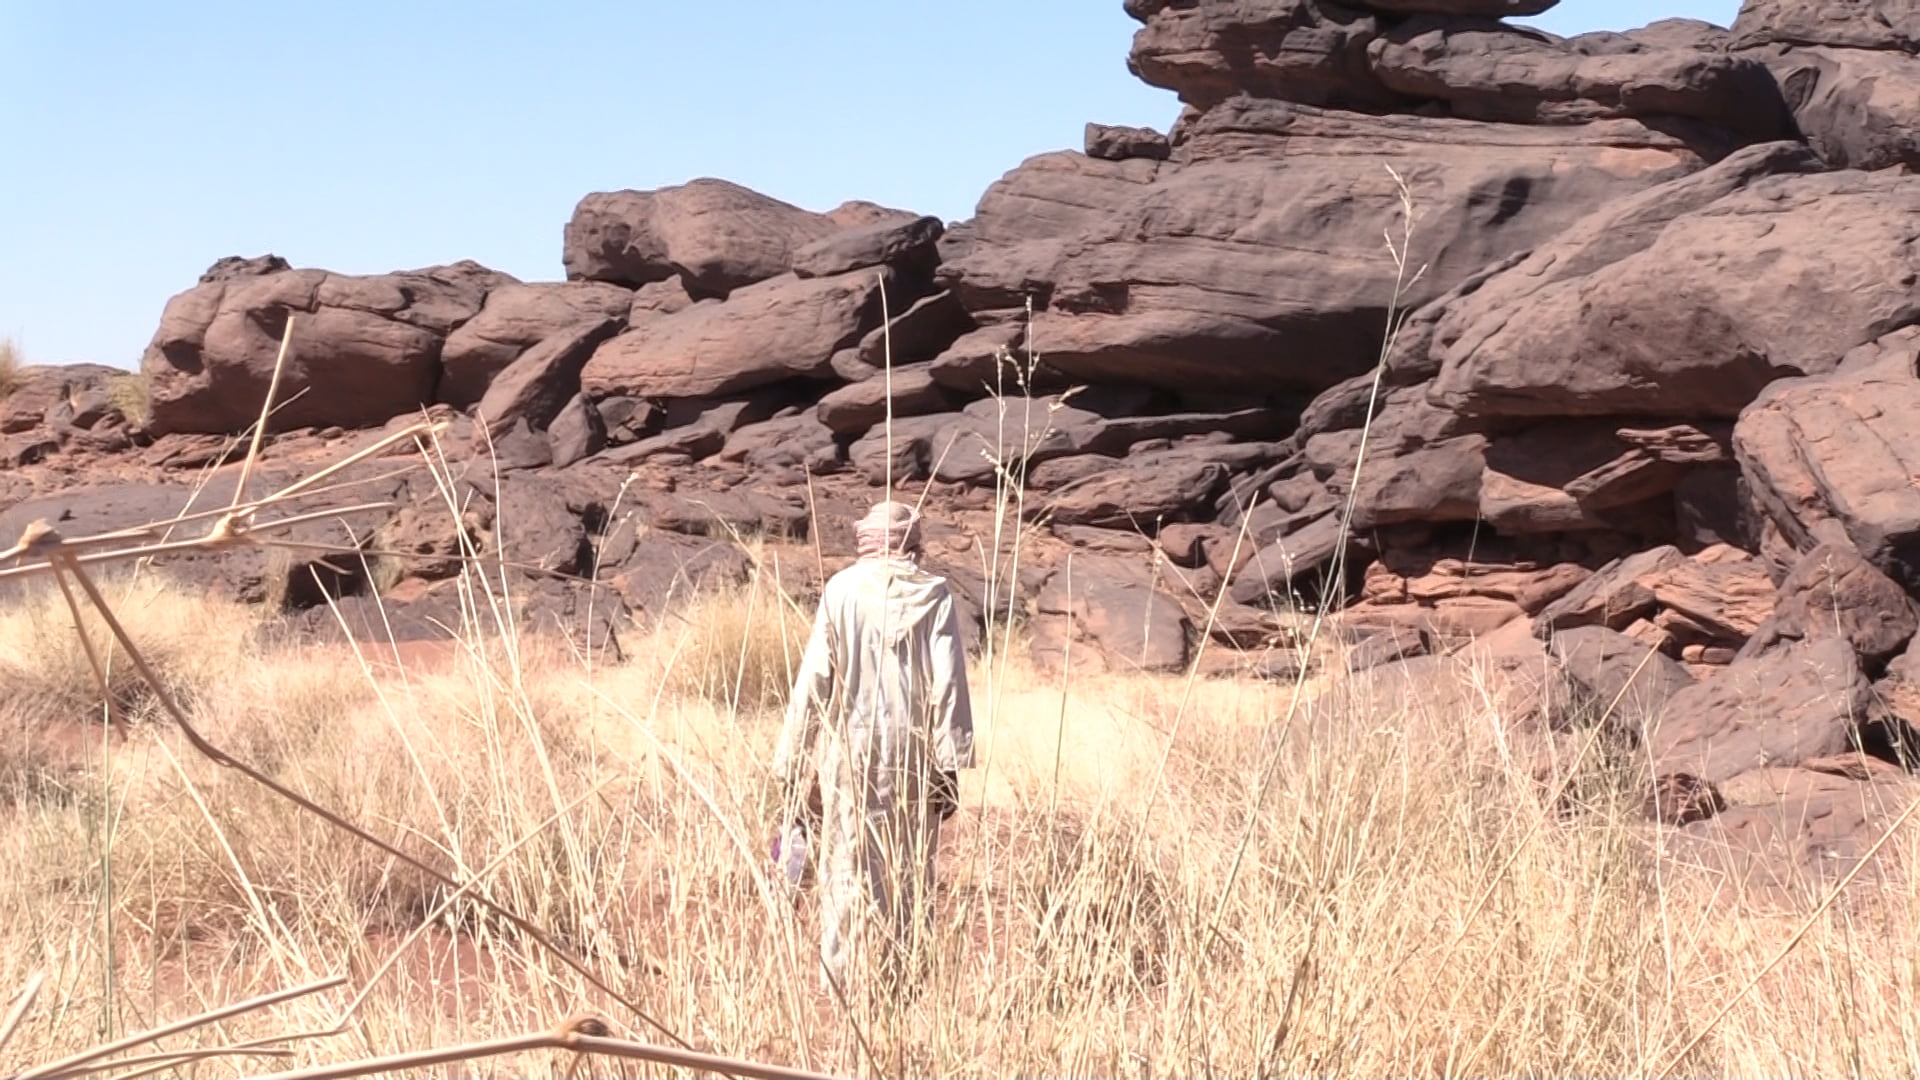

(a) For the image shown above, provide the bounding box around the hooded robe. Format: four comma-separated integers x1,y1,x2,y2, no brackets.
773,553,974,986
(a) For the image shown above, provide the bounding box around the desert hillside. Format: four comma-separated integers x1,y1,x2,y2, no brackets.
5,0,1920,1076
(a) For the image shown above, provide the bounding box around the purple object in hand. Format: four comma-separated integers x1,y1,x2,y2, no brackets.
772,823,808,886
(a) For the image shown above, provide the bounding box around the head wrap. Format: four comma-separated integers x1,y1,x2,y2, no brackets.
855,501,923,560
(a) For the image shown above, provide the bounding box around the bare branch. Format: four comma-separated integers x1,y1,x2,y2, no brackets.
17,976,346,1080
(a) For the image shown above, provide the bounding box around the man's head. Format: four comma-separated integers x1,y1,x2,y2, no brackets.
855,501,923,559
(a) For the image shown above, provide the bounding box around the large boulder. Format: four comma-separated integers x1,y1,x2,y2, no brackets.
927,324,1032,393
1651,637,1873,784
598,530,753,617
1282,145,1917,599
719,413,841,475
1670,762,1918,897
1287,140,1830,539
598,390,794,466
815,363,952,435
1747,45,1920,171
848,392,1288,487
1032,554,1193,673
1125,0,1786,146
547,393,608,468
1368,19,1793,139
473,316,625,434
0,466,409,608
1551,625,1698,728
142,260,512,435
580,269,894,399
1303,385,1486,529
940,98,1714,398
1031,448,1233,531
438,281,634,407
0,364,128,438
1363,0,1558,12
1125,0,1403,111
1085,122,1173,162
1227,513,1353,605
561,178,838,297
1428,167,1920,419
1732,2,1920,170
1742,542,1920,664
791,215,944,280
1392,138,1824,385
1736,366,1920,593
1730,0,1920,51
851,290,976,371
485,475,592,578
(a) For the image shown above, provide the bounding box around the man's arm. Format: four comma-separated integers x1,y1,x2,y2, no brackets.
928,588,975,775
772,591,837,812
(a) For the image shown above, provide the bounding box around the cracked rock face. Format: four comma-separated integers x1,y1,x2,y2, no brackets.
142,261,513,435
1731,0,1920,51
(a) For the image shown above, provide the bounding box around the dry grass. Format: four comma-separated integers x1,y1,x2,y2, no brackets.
0,338,22,400
642,550,814,714
104,373,151,428
0,574,255,725
2,566,1920,1076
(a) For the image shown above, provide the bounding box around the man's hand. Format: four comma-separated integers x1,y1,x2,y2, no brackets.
765,777,823,829
930,769,960,821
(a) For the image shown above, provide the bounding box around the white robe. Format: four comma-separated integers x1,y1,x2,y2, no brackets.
773,556,975,987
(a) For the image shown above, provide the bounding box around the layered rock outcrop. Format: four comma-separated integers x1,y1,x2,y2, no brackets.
8,0,1920,892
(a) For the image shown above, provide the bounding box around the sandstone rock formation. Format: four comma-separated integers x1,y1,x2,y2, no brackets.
142,259,517,435
561,179,842,296
7,0,1920,893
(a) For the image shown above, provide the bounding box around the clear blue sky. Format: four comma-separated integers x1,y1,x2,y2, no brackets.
0,1,1739,371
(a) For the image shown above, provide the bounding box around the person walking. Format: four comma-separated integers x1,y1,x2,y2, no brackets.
771,500,975,992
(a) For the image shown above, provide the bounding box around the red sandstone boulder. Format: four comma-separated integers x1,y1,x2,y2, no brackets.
473,316,624,434
1731,0,1920,50
439,281,633,407
1032,554,1194,673
1669,762,1918,898
941,99,1709,398
1084,122,1172,161
1368,19,1791,139
581,269,894,399
1429,168,1920,420
1650,637,1872,784
142,259,512,435
1741,542,1920,664
561,178,837,296
1736,366,1920,595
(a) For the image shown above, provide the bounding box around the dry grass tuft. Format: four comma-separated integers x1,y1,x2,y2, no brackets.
0,574,255,723
638,560,814,714
0,338,22,400
104,372,151,427
0,575,258,803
